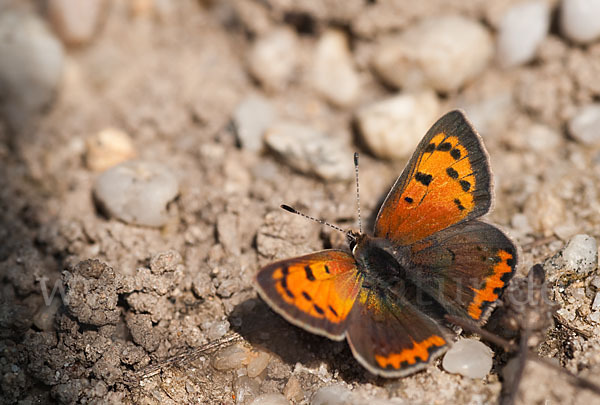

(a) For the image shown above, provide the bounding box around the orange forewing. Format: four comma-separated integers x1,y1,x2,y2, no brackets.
374,110,492,246
255,250,362,340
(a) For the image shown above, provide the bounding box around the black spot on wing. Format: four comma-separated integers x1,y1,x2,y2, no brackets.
404,196,413,203
446,167,458,179
302,291,311,301
460,180,471,192
454,198,465,211
415,172,433,186
424,143,436,153
324,265,330,274
328,305,339,317
313,304,325,315
280,277,294,298
304,265,316,281
451,148,461,160
437,142,452,151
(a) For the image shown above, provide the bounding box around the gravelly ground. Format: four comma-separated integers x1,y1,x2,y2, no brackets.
1,0,600,404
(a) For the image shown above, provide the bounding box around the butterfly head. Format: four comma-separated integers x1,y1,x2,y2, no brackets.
347,229,367,255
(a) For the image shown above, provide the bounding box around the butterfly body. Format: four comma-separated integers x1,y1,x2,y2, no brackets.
255,110,517,377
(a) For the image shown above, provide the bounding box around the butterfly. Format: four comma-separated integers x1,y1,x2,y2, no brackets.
254,110,517,377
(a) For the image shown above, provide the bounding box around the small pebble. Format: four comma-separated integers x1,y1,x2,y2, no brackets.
217,213,241,255
86,128,136,171
311,385,355,405
247,27,298,91
524,190,566,236
47,0,106,46
560,0,600,44
248,393,289,405
192,271,214,298
234,375,261,404
592,292,600,311
561,234,598,275
0,10,64,130
524,123,562,152
212,343,251,371
496,1,551,68
311,30,360,107
442,339,493,379
591,276,600,289
32,297,62,331
588,311,600,323
265,122,353,181
202,320,230,341
568,104,600,146
356,91,440,160
372,15,492,92
93,160,179,227
232,94,276,151
283,376,304,402
247,351,271,378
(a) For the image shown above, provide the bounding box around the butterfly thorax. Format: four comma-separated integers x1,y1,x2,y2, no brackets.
351,233,411,289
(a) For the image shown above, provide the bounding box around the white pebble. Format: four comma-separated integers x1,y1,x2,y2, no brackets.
311,30,361,107
311,385,355,405
561,234,598,275
588,311,600,323
86,128,136,171
232,94,276,152
93,160,179,227
442,339,493,379
202,320,230,341
560,0,600,44
247,28,298,91
249,393,289,405
247,351,271,378
0,10,64,130
356,91,440,160
372,15,492,92
47,0,106,46
212,344,250,371
250,394,290,405
592,292,600,311
265,122,353,181
524,123,562,152
496,1,551,68
568,104,600,146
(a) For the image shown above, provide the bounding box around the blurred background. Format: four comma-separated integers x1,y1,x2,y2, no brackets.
1,0,600,404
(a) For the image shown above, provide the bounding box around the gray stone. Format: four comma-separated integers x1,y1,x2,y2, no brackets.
372,15,492,92
265,122,353,181
249,394,289,405
356,91,440,160
0,9,64,130
93,160,179,227
568,104,600,146
561,234,598,275
247,27,298,91
47,0,106,46
311,30,360,107
560,0,600,44
233,94,276,151
496,1,551,68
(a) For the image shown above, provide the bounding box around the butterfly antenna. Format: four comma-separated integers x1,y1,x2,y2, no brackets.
354,152,362,234
280,204,348,235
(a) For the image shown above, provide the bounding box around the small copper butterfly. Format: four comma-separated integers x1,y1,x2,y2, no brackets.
255,110,517,377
